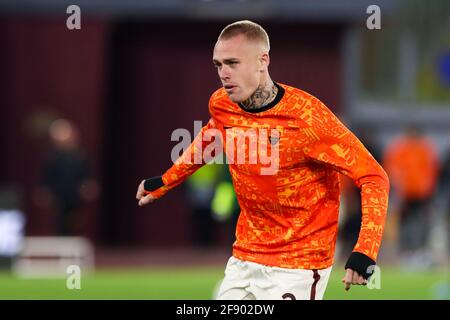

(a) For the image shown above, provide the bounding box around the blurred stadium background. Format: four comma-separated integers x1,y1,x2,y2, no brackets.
0,0,449,299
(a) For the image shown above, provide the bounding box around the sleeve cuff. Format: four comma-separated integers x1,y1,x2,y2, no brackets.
344,252,376,280
144,176,165,192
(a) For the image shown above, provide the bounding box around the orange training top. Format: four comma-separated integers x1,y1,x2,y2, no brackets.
149,83,390,270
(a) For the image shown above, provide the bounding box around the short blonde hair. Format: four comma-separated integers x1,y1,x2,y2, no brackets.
218,20,270,51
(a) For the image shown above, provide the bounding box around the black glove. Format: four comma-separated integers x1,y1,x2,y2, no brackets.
144,176,165,192
344,252,376,280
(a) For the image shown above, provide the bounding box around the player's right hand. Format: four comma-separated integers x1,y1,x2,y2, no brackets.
136,180,156,206
341,268,368,291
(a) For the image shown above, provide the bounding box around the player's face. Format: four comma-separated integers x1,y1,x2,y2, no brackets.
213,35,266,103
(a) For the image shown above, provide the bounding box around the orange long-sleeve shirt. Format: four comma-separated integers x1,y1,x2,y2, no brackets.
149,83,390,270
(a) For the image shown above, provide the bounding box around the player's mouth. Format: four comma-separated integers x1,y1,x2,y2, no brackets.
223,84,237,93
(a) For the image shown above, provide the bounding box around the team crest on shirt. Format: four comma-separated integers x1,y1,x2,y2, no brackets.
268,135,280,145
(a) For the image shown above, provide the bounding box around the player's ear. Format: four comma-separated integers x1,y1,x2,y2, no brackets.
259,52,269,71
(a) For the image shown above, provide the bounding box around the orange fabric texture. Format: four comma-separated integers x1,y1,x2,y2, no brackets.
150,84,390,270
383,136,438,200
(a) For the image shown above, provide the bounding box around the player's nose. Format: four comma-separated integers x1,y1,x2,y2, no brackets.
219,66,231,81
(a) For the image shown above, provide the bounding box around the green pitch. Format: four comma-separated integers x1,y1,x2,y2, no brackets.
0,266,448,300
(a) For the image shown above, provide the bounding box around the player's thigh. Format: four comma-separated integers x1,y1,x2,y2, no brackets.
312,267,332,300
216,287,256,300
265,266,332,300
216,257,251,300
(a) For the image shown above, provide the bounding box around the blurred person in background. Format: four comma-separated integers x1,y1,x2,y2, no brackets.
33,119,99,236
437,133,450,256
383,124,440,268
185,160,240,248
211,166,240,247
136,20,389,299
184,163,222,248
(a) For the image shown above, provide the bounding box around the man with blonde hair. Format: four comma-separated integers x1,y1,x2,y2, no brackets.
136,20,389,300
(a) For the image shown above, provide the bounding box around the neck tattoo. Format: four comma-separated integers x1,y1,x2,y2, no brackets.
241,81,278,110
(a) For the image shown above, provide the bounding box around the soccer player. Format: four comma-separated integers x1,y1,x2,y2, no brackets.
136,20,389,300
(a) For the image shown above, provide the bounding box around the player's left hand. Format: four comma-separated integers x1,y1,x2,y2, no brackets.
341,268,368,291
